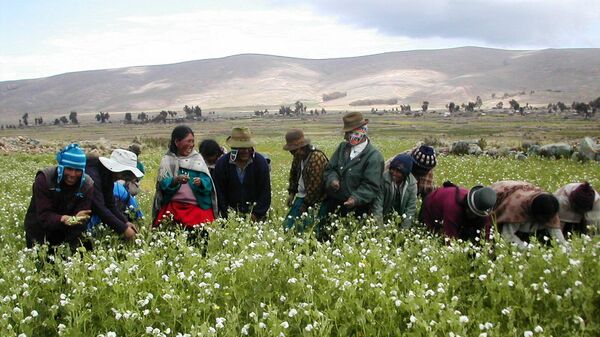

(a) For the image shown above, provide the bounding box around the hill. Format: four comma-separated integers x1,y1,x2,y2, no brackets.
1,47,599,120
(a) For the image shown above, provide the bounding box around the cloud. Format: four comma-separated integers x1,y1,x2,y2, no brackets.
1,8,458,81
278,0,600,47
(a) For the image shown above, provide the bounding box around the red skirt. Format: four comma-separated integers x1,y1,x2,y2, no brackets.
154,200,215,229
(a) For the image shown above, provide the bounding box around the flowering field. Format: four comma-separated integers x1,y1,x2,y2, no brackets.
0,136,599,337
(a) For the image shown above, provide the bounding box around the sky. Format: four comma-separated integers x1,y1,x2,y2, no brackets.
1,0,599,81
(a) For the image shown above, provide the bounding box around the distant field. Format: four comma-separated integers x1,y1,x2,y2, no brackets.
2,112,599,148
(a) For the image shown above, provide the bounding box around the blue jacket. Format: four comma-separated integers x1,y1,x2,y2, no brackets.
213,152,271,218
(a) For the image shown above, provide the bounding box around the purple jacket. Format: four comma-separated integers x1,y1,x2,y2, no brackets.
24,167,93,247
421,186,490,241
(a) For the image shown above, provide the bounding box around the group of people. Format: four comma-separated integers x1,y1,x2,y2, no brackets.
24,112,600,252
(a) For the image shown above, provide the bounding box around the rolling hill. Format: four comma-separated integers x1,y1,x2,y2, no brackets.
1,47,599,120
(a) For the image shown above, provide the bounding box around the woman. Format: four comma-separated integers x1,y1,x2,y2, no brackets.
153,125,218,235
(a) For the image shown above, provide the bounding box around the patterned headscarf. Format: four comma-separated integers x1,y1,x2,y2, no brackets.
55,143,87,197
347,125,368,146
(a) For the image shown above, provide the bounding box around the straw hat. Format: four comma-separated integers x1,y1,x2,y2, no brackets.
226,127,257,148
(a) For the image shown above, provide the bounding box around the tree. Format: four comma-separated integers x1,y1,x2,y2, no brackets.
509,99,520,111
54,118,61,125
447,102,455,113
69,111,79,124
22,113,29,126
194,105,202,118
572,102,591,119
96,112,110,123
124,113,132,123
59,116,69,124
137,112,148,123
294,101,305,115
475,96,483,109
421,101,429,112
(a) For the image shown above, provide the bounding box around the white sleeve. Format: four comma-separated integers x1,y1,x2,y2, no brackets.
501,223,528,249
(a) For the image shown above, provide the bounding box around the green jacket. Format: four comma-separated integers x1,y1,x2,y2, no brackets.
373,171,418,227
324,140,384,207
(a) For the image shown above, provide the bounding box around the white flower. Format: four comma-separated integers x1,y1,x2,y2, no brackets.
410,315,417,323
30,310,38,317
429,265,438,272
258,322,267,329
524,331,533,337
459,315,469,323
288,308,298,317
280,321,289,329
107,332,116,337
478,274,487,281
479,333,487,337
287,278,297,284
241,324,250,335
146,327,153,333
395,299,402,307
534,325,543,333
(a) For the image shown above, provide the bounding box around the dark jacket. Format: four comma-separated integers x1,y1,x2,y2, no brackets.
24,167,94,248
213,152,271,218
287,148,329,208
86,156,128,234
324,141,384,208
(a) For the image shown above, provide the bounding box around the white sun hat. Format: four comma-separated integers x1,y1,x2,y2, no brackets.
99,149,144,178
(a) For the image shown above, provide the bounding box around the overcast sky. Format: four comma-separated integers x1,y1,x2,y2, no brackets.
1,0,599,81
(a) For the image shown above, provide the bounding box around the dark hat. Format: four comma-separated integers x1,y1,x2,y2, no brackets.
467,185,497,217
531,194,559,222
411,145,437,171
342,111,369,132
226,127,257,148
128,143,142,156
283,129,311,151
569,182,595,212
389,154,413,176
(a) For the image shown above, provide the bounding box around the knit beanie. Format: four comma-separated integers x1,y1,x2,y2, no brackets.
389,154,413,176
55,143,87,196
568,182,595,212
411,145,437,176
530,193,559,222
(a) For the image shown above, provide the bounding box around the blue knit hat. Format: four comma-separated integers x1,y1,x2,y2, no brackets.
389,153,413,176
55,143,87,197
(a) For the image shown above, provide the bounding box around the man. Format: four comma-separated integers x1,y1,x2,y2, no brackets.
491,180,565,249
282,129,328,232
322,111,384,220
420,183,497,242
213,127,271,221
373,153,417,228
410,145,437,199
554,181,599,235
24,144,94,250
87,149,144,240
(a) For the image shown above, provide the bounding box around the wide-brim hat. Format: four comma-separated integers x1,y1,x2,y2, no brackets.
467,185,497,217
226,127,257,148
99,149,144,178
283,129,311,151
342,111,369,132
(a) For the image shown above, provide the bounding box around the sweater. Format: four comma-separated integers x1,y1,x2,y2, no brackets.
24,167,94,247
86,156,129,234
421,186,491,241
213,152,271,218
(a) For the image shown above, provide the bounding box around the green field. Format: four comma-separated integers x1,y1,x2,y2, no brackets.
0,115,599,336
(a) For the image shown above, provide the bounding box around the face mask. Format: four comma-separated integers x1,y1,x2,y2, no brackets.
347,126,368,146
126,181,140,196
